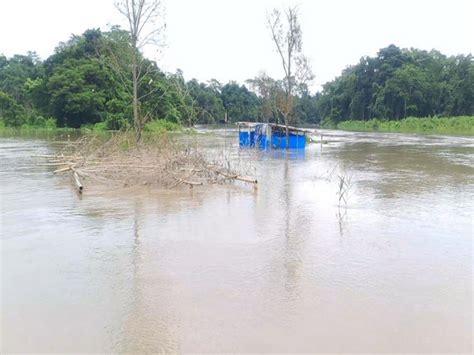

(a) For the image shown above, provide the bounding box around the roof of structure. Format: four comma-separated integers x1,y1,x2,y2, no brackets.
236,121,315,134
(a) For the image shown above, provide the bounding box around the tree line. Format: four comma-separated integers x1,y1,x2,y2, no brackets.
317,44,474,126
1,30,472,130
0,27,269,130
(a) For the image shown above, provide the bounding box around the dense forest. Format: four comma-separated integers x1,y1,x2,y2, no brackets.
317,44,474,126
0,28,265,130
0,28,473,130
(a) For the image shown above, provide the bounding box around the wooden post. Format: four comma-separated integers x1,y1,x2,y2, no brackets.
266,124,272,149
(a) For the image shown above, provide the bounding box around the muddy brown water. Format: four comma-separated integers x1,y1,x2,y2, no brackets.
1,129,472,353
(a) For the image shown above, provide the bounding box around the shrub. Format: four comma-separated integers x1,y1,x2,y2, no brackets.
321,116,336,129
44,117,57,129
144,119,182,133
93,122,107,132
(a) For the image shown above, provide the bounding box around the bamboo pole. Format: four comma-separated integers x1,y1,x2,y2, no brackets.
37,162,76,166
81,163,161,168
32,154,78,159
54,166,72,174
72,170,83,193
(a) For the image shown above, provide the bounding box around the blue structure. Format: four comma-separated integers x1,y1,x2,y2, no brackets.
270,130,306,149
239,130,255,147
238,122,309,149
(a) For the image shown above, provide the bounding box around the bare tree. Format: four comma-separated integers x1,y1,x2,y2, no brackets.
267,6,313,148
115,0,165,142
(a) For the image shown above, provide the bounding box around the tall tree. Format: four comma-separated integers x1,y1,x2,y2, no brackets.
267,6,313,147
115,0,165,141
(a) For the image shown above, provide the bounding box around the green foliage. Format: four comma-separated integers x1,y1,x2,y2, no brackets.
221,81,260,122
44,117,57,129
23,115,57,128
187,79,225,123
320,116,336,129
92,121,107,131
335,116,474,135
0,90,24,126
104,98,132,130
1,30,473,133
0,27,312,130
144,119,182,133
47,58,109,127
318,45,474,125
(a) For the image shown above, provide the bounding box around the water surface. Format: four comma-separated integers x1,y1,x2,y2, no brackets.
1,130,472,352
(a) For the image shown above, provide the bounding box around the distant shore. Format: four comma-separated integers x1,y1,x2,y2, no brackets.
323,116,474,135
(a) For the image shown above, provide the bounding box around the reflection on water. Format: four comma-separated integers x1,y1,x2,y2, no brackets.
1,130,472,353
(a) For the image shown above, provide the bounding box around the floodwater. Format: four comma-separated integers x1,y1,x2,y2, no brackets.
1,129,472,353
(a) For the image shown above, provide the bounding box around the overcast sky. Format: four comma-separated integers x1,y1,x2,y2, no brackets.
1,0,473,91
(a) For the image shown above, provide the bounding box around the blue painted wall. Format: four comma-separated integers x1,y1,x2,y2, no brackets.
239,128,305,149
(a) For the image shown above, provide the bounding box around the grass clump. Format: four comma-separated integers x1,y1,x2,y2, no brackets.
144,119,182,133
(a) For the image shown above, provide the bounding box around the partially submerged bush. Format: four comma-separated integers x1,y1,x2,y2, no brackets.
49,132,257,191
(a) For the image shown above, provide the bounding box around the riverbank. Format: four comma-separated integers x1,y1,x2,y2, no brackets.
324,116,474,135
0,119,192,138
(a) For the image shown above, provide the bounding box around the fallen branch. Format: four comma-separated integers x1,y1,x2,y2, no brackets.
211,168,258,184
173,177,203,187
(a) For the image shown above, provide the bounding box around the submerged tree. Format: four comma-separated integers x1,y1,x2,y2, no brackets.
115,0,165,141
267,6,313,147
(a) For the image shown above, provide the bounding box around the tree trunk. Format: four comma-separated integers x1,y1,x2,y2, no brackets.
285,90,291,150
132,52,141,143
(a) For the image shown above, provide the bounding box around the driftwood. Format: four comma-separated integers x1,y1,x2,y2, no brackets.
35,152,84,192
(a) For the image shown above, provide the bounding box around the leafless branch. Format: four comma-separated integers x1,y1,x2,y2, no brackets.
266,5,313,145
